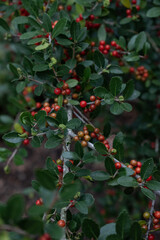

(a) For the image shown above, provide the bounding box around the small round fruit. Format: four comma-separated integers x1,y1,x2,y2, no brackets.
94,128,100,134
143,212,150,219
36,102,41,108
72,93,79,99
36,198,43,206
73,136,79,141
90,104,96,111
95,99,101,106
39,233,51,240
54,88,62,95
115,162,121,169
137,161,142,167
146,176,152,182
78,131,84,138
141,224,147,231
57,165,63,173
54,105,60,111
153,224,160,229
98,135,105,142
80,100,87,108
57,159,63,165
130,159,137,166
148,235,155,240
45,106,51,113
91,132,96,138
63,99,68,104
84,130,89,135
90,95,96,101
127,164,133,169
57,220,66,228
43,102,50,107
135,167,141,174
153,218,159,224
23,139,29,145
62,83,69,90
154,211,160,219
65,88,71,95
84,135,91,141
50,113,57,118
81,140,87,147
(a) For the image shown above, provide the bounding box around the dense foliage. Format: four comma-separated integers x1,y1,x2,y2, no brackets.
0,0,160,239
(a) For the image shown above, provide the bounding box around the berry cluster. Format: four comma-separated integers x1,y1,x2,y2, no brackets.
135,66,149,82
98,40,124,58
142,210,160,239
22,85,37,102
130,66,149,82
73,126,115,153
80,96,101,113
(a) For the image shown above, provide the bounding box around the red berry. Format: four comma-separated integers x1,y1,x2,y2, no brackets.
90,95,96,101
148,234,155,240
76,85,81,92
98,135,105,142
36,102,41,108
111,41,117,47
154,211,160,219
57,220,66,228
45,106,51,113
90,104,96,111
23,139,29,145
99,45,104,51
54,88,62,95
129,67,135,73
135,167,141,174
103,49,108,55
115,162,121,169
65,88,71,95
132,0,136,4
58,165,63,173
31,111,36,116
136,5,140,11
54,105,60,111
67,5,72,11
91,132,96,138
105,44,110,50
89,15,95,21
70,200,75,207
36,198,43,206
39,233,52,240
80,101,87,108
100,40,105,45
146,176,152,182
126,9,131,15
91,41,95,47
137,161,142,167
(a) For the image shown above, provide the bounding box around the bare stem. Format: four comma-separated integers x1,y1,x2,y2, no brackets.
0,224,36,238
145,199,156,240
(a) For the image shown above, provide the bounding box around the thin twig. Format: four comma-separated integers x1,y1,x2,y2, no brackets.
145,199,156,240
0,224,36,238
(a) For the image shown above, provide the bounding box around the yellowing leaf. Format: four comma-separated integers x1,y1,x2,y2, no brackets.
121,0,131,8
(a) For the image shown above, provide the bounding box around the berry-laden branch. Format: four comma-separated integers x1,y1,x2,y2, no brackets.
60,101,72,240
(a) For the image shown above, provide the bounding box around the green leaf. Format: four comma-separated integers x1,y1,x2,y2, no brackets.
116,210,131,239
19,218,43,234
109,76,122,96
28,205,46,217
31,136,41,148
46,116,58,127
16,82,25,93
105,157,116,176
58,95,63,107
21,0,37,17
20,112,34,127
146,180,160,191
7,194,25,223
141,158,154,180
60,180,81,201
66,79,78,88
99,223,116,240
90,171,110,181
94,142,108,155
45,223,63,239
128,34,138,51
36,169,57,190
48,0,58,16
82,218,100,239
35,111,47,130
2,132,23,144
52,18,67,38
34,85,44,96
98,24,107,42
141,187,156,200
121,103,132,112
20,31,40,40
75,141,84,158
46,157,59,176
75,201,88,214
146,7,160,18
106,235,120,240
66,118,81,129
56,107,68,124
110,102,123,115
120,17,132,25
117,176,138,187
45,136,62,149
12,16,28,26
62,151,80,160
123,80,134,99
94,51,105,68
94,87,108,98
135,31,147,52
70,21,81,41
0,18,10,32
42,13,52,32
81,193,95,207
130,222,142,240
